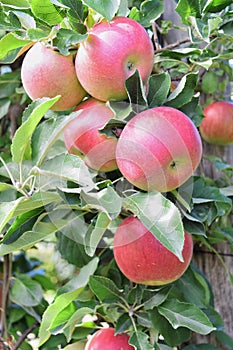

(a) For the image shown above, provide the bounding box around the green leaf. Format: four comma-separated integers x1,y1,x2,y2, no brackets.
144,285,172,310
0,32,31,63
201,71,218,94
56,29,87,55
48,302,76,334
0,0,30,9
158,299,215,334
2,207,44,244
51,306,95,338
130,0,164,27
147,73,171,107
13,191,61,217
82,0,121,21
115,313,132,334
12,10,36,29
89,275,123,302
125,69,148,113
29,0,63,25
176,0,202,24
38,258,99,346
11,274,43,307
84,212,111,257
57,0,85,22
129,331,154,350
122,191,184,261
34,153,95,190
0,182,14,192
31,111,82,166
165,73,198,109
174,266,212,308
81,186,122,220
0,206,88,256
11,96,61,164
203,0,233,13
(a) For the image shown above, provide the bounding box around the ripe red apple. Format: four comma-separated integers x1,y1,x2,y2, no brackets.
116,106,202,192
199,101,233,145
64,98,118,172
21,42,86,111
75,16,154,102
113,216,193,286
85,328,134,350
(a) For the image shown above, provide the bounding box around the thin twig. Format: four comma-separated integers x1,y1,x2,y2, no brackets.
12,321,39,350
155,37,191,53
0,255,12,341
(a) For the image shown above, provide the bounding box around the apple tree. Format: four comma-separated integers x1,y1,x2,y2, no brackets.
0,0,233,349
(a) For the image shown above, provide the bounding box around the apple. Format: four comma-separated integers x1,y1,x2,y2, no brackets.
116,106,202,192
199,101,233,145
85,328,134,350
113,216,193,286
75,16,154,102
64,98,118,172
21,42,86,111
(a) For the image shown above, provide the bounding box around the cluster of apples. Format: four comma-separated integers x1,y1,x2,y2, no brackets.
21,16,200,286
20,16,206,349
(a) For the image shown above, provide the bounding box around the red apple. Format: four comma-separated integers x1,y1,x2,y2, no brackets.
116,106,202,192
85,328,134,350
113,216,193,286
21,42,86,111
64,98,118,172
75,16,154,102
199,101,233,145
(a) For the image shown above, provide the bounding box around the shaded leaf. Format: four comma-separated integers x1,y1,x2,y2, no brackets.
56,231,91,268
11,274,43,307
125,69,148,113
150,308,192,347
147,72,171,107
89,275,123,302
165,73,198,109
129,331,154,350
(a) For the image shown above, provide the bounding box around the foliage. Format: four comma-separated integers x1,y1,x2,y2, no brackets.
0,0,232,349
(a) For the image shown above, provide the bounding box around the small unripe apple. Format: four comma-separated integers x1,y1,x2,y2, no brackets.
85,327,134,350
116,106,202,192
199,101,233,145
21,42,86,111
113,216,193,286
64,98,118,172
75,16,154,101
